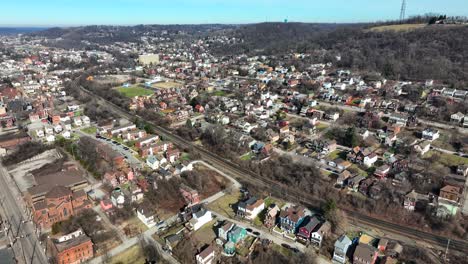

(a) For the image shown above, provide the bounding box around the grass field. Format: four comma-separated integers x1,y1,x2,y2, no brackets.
152,81,183,89
368,24,426,32
424,151,468,167
110,245,145,264
80,126,97,135
116,86,154,97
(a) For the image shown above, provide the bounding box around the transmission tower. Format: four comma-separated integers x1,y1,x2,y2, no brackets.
400,0,407,22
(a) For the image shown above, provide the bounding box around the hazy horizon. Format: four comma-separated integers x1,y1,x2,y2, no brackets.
2,0,468,27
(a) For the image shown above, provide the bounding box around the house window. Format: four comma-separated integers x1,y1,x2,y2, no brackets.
63,208,68,217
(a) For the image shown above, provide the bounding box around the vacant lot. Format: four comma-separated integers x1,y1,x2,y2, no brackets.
116,86,154,97
206,190,241,218
368,24,426,32
192,219,217,246
110,245,145,264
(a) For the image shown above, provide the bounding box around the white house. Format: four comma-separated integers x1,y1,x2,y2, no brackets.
53,124,63,133
73,117,82,127
311,222,331,247
414,142,431,156
146,155,166,170
82,116,91,126
237,197,265,221
196,245,215,264
189,206,212,231
422,128,440,141
137,205,156,228
46,135,55,143
62,131,71,139
36,129,45,138
363,153,378,167
111,190,125,208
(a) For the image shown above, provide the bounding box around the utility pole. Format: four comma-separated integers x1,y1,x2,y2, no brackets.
444,238,450,263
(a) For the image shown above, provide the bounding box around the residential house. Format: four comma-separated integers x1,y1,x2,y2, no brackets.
196,245,215,264
279,205,308,234
311,221,331,247
333,235,352,264
422,128,440,141
48,230,93,264
137,203,157,228
146,155,167,170
264,204,280,229
336,170,352,187
414,141,431,156
450,112,464,124
189,205,212,231
374,165,390,179
348,175,366,192
439,185,461,204
456,165,468,177
218,221,235,241
237,197,265,221
296,216,320,243
353,244,378,264
111,189,126,208
227,225,247,244
180,184,200,206
306,139,337,155
135,135,160,149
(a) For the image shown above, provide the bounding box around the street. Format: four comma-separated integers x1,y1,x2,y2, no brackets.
0,163,48,264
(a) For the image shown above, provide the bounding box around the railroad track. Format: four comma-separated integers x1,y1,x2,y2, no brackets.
78,85,468,253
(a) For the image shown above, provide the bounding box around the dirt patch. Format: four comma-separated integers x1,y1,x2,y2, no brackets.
8,149,63,192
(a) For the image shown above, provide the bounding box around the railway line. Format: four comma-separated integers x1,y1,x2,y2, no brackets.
78,85,468,254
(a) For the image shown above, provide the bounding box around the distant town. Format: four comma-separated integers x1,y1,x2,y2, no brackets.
0,20,467,264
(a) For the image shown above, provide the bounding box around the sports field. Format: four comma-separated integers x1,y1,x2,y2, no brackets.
116,86,154,97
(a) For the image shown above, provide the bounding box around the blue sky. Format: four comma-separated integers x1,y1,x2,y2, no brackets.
2,0,468,26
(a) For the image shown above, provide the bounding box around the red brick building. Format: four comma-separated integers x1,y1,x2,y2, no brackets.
32,186,92,229
49,230,94,264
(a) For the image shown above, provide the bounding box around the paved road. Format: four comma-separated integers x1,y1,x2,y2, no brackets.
0,163,48,264
78,84,468,253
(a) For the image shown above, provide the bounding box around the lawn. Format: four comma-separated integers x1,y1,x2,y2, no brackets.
192,219,217,246
327,150,342,160
271,243,293,257
116,86,154,97
349,164,368,177
206,191,241,218
110,245,145,264
424,151,468,167
81,126,97,135
240,152,254,161
316,122,329,131
368,23,426,32
210,90,227,96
